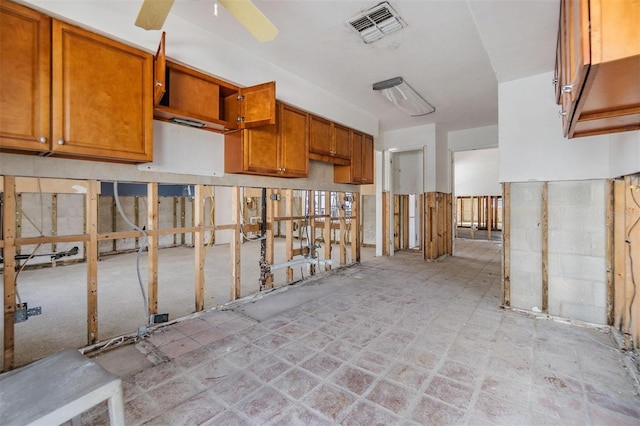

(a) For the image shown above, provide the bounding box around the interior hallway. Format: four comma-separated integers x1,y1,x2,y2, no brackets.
87,239,640,425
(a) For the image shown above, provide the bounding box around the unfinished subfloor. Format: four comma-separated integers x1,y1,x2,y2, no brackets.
86,239,639,425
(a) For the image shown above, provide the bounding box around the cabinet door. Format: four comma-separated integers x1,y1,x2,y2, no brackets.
245,123,279,174
309,115,332,156
239,81,276,129
351,131,364,182
333,124,351,160
51,20,153,162
361,135,374,183
0,0,50,152
563,0,590,131
153,31,166,105
279,104,308,177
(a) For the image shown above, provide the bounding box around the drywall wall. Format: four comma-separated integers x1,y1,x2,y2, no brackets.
499,71,640,183
548,180,607,324
448,125,498,152
609,131,640,178
454,148,501,196
392,150,423,195
23,0,378,138
382,124,438,192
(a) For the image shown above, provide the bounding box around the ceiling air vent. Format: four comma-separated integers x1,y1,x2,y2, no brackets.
347,2,406,44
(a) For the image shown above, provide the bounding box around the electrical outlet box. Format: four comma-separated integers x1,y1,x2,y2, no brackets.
270,193,281,201
150,313,169,324
14,303,42,323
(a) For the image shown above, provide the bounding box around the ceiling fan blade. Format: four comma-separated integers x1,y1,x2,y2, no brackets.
219,0,279,42
135,0,175,30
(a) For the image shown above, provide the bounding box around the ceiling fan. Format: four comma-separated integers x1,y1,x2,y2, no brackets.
135,0,279,42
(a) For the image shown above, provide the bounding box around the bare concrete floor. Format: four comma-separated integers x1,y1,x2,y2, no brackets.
83,239,640,425
9,239,371,366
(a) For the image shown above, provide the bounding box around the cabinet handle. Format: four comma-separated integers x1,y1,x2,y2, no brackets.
57,138,65,145
38,136,47,144
562,84,574,93
558,110,567,118
155,81,163,87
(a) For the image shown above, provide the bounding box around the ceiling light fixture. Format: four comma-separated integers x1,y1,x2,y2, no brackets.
373,77,435,116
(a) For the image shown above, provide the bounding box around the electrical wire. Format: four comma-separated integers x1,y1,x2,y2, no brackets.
14,178,46,305
113,181,149,316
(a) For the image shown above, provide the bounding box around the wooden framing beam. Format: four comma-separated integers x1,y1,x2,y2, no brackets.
193,185,206,311
309,190,317,275
230,186,241,300
613,179,626,330
606,180,615,326
541,182,549,313
3,176,16,370
324,191,331,270
284,189,294,282
625,175,640,349
351,192,360,263
86,180,99,344
502,183,511,307
147,182,159,316
265,189,275,288
487,196,493,240
402,195,409,250
382,191,390,256
339,192,347,265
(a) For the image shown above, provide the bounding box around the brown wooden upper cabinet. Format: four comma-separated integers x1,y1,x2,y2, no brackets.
334,131,374,184
309,115,351,165
0,0,153,162
555,0,640,138
224,102,309,177
153,32,276,133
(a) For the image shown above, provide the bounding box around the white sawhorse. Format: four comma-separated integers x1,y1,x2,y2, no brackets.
0,348,125,425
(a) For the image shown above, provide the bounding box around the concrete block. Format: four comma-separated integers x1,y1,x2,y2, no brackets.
510,228,542,251
511,182,543,205
548,230,592,256
555,301,605,325
510,269,541,298
548,277,594,308
551,253,605,281
511,249,542,274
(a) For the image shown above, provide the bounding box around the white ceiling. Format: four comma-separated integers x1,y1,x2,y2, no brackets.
20,0,560,134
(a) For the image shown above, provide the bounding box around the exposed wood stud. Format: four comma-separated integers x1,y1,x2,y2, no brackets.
419,194,424,251
402,195,409,250
541,182,549,314
15,194,21,257
323,191,331,270
3,176,17,371
111,197,117,252
382,191,390,256
172,196,178,246
606,180,615,326
285,189,294,282
613,179,626,330
134,196,140,249
51,194,57,254
309,190,317,275
487,196,493,241
352,192,360,263
339,192,347,265
193,185,206,310
266,189,275,287
230,186,241,300
147,182,159,316
180,197,186,246
502,183,511,307
625,175,640,349
86,180,99,345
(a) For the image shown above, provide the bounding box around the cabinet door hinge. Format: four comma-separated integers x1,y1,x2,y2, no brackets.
237,95,245,101
237,116,246,122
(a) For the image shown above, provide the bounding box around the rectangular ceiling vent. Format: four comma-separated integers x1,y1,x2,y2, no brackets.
347,2,406,44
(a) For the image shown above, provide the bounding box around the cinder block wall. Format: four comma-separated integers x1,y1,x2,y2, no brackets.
548,180,606,324
509,182,543,310
508,180,608,324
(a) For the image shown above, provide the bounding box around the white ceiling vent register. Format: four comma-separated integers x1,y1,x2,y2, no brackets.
347,2,407,44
